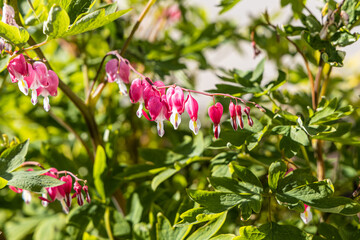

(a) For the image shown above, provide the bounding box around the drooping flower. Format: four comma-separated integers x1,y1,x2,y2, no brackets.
36,70,59,112
39,170,70,214
208,102,223,139
147,95,171,137
164,5,181,22
83,185,91,203
129,78,147,118
143,81,165,109
105,59,130,95
229,101,237,131
26,62,50,105
236,105,244,129
7,54,29,95
185,94,201,135
166,86,185,129
73,181,84,206
243,106,254,127
300,204,312,224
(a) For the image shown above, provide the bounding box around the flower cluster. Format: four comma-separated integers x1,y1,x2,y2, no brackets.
105,56,261,139
7,54,59,112
9,168,90,214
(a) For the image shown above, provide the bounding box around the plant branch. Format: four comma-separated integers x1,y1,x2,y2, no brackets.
104,207,115,240
266,21,316,109
47,110,94,162
314,58,324,108
120,0,157,55
316,140,325,180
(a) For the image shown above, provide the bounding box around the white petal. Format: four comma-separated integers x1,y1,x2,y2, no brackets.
31,89,38,105
170,111,182,130
116,79,128,96
43,96,50,112
300,207,312,224
22,190,32,204
18,79,28,95
189,119,201,135
157,120,165,137
60,199,69,214
136,103,143,118
41,193,48,207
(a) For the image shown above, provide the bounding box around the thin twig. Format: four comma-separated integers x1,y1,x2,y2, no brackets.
47,110,94,162
120,0,157,55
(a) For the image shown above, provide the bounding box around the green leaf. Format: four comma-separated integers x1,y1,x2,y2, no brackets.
93,145,107,201
331,30,359,47
177,207,223,226
268,161,287,192
235,222,310,240
317,223,342,240
210,234,237,240
156,213,191,240
0,22,29,45
187,189,245,212
218,0,242,14
5,170,64,193
309,196,360,215
229,162,263,190
126,193,143,224
65,0,96,23
187,212,227,240
43,5,70,39
0,176,8,189
0,139,29,175
0,54,10,73
151,168,179,191
63,8,131,37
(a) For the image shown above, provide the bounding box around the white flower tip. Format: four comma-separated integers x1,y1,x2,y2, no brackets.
157,121,165,137
300,207,312,224
43,96,50,112
18,79,29,96
136,103,143,118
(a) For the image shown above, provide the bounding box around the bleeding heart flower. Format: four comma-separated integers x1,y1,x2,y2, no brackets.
166,86,185,129
7,54,29,95
236,105,244,129
143,81,165,109
73,181,84,206
105,59,129,95
243,106,254,127
300,204,312,224
208,102,223,139
129,78,148,118
26,62,50,106
229,101,237,131
36,70,59,112
147,95,171,137
185,94,201,135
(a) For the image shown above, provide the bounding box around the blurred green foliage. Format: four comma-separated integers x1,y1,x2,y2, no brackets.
0,0,360,239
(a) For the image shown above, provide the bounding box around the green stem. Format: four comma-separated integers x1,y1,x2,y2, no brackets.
104,207,115,240
120,0,157,55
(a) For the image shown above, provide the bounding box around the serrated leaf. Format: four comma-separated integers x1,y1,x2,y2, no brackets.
63,8,131,37
187,212,227,240
250,58,266,82
0,22,29,45
310,196,360,215
43,5,70,39
0,139,29,175
93,145,107,200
